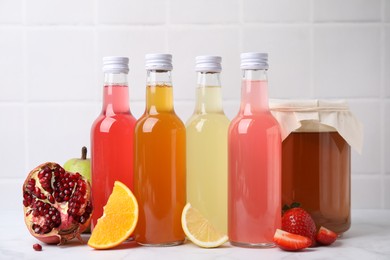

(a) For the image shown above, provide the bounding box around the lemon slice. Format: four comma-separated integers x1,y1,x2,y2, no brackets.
181,203,228,248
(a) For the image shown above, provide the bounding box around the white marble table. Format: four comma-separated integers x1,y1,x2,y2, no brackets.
1,209,389,259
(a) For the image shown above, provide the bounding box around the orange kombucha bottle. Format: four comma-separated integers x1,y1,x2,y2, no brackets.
134,54,186,246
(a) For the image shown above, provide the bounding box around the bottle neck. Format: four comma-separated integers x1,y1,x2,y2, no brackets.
146,70,174,114
240,69,269,115
102,73,130,115
195,72,223,114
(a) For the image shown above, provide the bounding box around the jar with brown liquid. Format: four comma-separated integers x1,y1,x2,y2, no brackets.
270,100,363,235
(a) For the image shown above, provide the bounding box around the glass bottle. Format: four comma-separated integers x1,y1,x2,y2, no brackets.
134,53,186,246
228,53,282,247
186,56,229,234
90,56,137,230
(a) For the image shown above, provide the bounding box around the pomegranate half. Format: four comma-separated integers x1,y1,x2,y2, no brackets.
22,162,92,244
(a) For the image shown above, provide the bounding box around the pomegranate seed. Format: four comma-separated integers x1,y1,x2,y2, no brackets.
79,215,86,224
33,243,42,251
48,195,55,204
32,210,39,217
34,187,40,195
38,171,44,178
33,225,41,234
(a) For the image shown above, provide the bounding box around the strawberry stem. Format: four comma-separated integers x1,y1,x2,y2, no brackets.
291,202,301,208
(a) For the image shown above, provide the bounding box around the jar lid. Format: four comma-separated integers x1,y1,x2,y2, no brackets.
270,99,364,153
145,53,173,71
240,52,268,70
195,55,222,72
102,56,129,73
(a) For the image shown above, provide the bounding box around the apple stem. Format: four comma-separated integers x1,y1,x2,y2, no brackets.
81,146,87,160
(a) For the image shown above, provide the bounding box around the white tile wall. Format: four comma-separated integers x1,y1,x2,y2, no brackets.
0,105,26,178
0,179,24,210
352,177,382,209
0,0,22,24
242,25,311,98
385,25,390,98
25,28,96,101
97,27,167,101
167,27,240,100
313,0,381,22
170,0,239,24
243,0,310,23
97,0,167,25
386,101,390,175
0,28,24,101
26,103,97,173
312,25,381,98
386,179,390,208
0,0,389,209
25,0,95,25
386,0,390,22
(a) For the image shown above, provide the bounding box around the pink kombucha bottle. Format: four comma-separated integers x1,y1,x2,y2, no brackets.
228,53,282,247
90,57,137,230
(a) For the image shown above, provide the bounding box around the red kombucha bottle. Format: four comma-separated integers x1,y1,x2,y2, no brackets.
90,57,136,230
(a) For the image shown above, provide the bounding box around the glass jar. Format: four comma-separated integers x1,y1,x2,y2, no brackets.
270,100,363,234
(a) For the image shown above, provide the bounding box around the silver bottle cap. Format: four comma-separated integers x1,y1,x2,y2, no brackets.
145,53,173,71
102,56,129,73
195,55,222,72
240,52,268,70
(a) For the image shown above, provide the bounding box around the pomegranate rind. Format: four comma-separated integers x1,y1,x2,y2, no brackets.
23,162,92,245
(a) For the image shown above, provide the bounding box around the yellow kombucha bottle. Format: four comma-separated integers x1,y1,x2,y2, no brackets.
186,56,229,234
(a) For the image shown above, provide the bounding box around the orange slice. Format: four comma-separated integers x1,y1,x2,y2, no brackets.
88,181,138,249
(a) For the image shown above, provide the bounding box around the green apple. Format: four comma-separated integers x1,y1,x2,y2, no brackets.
64,146,91,184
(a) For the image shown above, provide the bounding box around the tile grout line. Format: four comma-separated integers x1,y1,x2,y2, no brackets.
238,0,243,54
309,0,315,98
165,0,170,53
93,0,100,116
380,0,386,209
22,0,29,173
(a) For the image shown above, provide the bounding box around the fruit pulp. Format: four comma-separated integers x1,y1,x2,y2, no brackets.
282,132,351,234
228,80,282,247
134,85,186,246
91,85,136,230
186,86,229,234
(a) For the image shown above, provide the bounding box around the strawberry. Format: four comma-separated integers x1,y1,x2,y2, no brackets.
281,204,317,246
316,226,337,245
273,229,311,251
